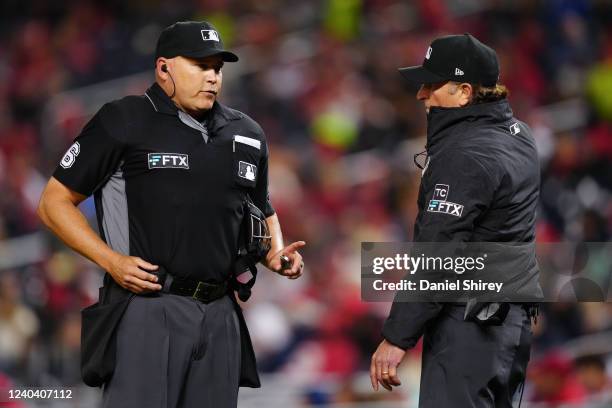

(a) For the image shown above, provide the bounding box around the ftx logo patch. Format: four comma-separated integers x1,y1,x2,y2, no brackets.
427,184,464,217
148,153,189,169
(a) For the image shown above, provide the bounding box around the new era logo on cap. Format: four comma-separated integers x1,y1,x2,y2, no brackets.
455,68,464,76
201,29,219,42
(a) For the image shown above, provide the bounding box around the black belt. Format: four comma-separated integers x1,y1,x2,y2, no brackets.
167,276,229,304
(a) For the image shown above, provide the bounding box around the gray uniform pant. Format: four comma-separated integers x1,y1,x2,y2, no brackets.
102,293,241,408
419,304,533,408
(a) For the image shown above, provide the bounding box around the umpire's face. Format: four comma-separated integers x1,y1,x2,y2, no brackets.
165,55,224,115
416,81,471,114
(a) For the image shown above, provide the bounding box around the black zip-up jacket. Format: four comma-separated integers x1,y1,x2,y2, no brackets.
382,99,540,349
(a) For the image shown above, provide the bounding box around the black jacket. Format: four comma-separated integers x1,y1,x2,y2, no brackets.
382,99,540,349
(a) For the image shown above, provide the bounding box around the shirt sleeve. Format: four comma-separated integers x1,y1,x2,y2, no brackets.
253,137,275,217
53,103,126,196
382,150,500,349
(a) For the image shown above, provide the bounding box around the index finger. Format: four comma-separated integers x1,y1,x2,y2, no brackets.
370,356,379,391
282,241,306,254
134,257,159,271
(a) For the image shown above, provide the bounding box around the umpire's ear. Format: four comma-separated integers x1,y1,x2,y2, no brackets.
457,83,473,107
155,57,171,78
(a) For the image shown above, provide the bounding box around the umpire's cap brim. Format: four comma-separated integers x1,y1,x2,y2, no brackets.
180,49,239,62
398,65,446,84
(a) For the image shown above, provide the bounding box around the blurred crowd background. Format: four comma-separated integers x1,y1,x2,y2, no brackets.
1,0,612,407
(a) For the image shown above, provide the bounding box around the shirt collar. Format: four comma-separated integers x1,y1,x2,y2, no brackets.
145,82,178,115
426,99,513,151
144,82,243,131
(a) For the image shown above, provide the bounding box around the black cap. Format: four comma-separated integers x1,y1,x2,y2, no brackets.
155,21,238,62
399,34,499,86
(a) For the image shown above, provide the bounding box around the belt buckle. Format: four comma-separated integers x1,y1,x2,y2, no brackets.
192,281,207,301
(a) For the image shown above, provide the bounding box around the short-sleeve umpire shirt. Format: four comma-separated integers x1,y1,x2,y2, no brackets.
53,83,275,283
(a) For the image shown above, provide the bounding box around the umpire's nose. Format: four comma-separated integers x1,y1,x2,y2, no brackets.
416,84,430,100
204,68,218,84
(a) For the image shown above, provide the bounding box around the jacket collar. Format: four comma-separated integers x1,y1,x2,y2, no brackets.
426,99,513,150
144,82,242,131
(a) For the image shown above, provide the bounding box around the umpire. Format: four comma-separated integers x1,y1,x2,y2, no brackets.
37,21,304,408
370,34,540,407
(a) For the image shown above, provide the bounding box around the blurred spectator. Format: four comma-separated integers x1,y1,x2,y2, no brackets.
575,354,612,402
528,351,586,405
0,272,39,377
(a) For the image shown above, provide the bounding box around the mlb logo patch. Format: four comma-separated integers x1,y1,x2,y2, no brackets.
238,161,257,181
509,122,521,135
201,30,220,42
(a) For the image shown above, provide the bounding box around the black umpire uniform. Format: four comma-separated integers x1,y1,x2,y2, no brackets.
382,35,541,407
53,22,270,408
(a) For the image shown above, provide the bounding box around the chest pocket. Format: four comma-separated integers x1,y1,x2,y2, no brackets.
233,135,261,189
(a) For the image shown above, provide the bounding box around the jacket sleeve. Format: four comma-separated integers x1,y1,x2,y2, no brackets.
382,149,499,349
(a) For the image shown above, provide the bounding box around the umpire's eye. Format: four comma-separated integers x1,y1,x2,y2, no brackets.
198,63,223,73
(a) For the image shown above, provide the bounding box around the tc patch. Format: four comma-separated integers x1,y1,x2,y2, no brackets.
238,161,257,181
60,141,80,169
427,183,464,217
148,153,189,169
432,184,449,201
